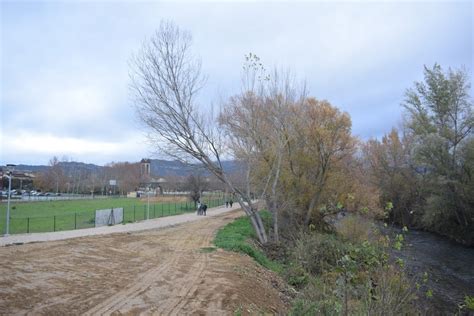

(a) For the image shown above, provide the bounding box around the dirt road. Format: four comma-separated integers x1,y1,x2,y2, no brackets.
0,209,289,315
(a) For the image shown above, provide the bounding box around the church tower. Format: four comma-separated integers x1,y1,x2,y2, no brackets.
140,158,151,178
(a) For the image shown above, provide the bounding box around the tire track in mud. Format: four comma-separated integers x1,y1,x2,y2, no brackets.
84,240,186,315
1,209,289,315
158,231,212,315
85,215,223,315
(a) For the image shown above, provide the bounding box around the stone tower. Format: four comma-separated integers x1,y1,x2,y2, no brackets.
140,158,151,178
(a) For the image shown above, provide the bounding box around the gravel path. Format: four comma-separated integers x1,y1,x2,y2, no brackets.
0,204,239,247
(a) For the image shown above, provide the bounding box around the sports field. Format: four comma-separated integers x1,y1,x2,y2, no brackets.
0,195,225,234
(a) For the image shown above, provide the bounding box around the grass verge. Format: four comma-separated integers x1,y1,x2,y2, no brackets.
214,211,282,273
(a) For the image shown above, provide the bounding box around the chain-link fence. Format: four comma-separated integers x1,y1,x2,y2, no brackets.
5,197,226,234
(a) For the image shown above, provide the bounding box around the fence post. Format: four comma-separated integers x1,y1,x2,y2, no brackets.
133,207,136,222
175,202,177,214
54,216,56,232
74,213,77,229
153,204,156,218
27,217,30,233
161,203,164,217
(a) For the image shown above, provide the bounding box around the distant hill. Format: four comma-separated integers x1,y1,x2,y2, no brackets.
9,159,242,178
13,164,49,173
149,159,243,177
12,161,102,174
149,159,194,177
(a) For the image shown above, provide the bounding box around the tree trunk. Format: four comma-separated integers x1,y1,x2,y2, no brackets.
233,187,268,244
241,200,267,244
273,207,279,243
270,152,282,243
199,160,269,245
305,185,324,226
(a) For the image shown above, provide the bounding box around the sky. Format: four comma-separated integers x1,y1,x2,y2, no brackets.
1,0,472,166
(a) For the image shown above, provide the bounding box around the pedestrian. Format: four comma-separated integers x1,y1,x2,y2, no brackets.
229,200,233,207
197,201,201,215
225,201,229,208
202,204,207,216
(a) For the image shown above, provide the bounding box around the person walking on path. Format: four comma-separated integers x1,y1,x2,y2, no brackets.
197,201,202,215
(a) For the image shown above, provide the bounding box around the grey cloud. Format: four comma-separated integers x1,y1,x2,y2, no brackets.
1,1,472,164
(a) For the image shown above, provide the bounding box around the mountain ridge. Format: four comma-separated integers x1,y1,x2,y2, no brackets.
8,159,241,177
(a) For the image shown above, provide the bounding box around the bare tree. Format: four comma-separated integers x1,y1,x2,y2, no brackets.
35,156,68,193
105,162,141,195
220,58,306,242
185,172,208,207
131,21,268,243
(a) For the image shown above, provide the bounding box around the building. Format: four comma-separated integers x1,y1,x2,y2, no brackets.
138,158,166,195
140,158,151,178
0,168,36,192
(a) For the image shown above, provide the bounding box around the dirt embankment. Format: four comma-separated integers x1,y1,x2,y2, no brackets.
0,210,289,315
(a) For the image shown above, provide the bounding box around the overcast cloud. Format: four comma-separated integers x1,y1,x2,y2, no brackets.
1,0,472,165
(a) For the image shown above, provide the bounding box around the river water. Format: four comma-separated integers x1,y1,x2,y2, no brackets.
387,226,474,314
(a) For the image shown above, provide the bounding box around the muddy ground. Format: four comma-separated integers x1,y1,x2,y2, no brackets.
0,209,289,315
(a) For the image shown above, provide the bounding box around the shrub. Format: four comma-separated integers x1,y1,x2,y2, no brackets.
463,295,474,311
336,214,372,243
362,265,418,315
287,225,417,315
291,232,347,275
290,275,343,316
284,263,309,288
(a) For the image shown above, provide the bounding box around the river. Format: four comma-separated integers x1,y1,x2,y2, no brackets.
387,226,474,314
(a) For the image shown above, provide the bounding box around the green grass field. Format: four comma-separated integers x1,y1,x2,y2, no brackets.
0,195,224,234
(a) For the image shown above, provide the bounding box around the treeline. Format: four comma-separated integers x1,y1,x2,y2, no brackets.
34,157,239,196
220,60,473,245
217,62,472,313
34,158,142,195
364,65,473,245
130,22,473,245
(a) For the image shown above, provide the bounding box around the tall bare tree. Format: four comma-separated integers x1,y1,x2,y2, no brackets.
131,21,268,243
219,56,305,242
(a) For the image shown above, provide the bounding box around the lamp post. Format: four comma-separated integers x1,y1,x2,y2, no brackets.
146,186,150,220
3,164,15,236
